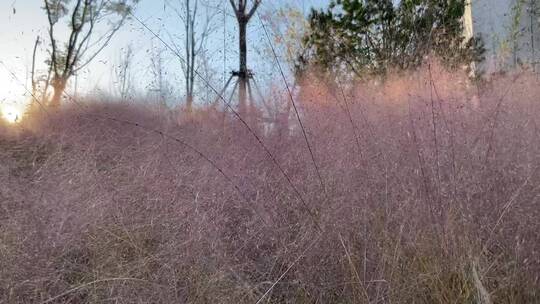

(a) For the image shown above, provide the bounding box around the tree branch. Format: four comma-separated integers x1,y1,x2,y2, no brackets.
246,0,261,20
229,0,240,18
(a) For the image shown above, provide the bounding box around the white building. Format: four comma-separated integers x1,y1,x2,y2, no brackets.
464,0,540,73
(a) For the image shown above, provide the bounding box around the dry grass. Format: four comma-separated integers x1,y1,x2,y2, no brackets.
1,67,539,303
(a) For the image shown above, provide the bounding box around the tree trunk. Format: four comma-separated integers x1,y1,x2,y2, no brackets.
186,94,193,112
50,78,67,107
31,36,40,97
238,19,248,116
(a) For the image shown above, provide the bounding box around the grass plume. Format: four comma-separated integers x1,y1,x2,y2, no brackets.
1,66,539,303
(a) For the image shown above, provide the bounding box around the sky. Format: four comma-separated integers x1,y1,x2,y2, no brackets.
0,0,329,114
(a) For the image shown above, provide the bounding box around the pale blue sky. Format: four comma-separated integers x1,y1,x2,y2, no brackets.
0,0,329,111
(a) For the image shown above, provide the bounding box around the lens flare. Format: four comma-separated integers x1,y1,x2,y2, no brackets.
1,105,22,123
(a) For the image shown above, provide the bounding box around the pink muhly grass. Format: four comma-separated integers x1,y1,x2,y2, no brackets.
1,66,539,303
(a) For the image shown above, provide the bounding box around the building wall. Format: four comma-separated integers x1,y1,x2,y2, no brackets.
469,0,540,72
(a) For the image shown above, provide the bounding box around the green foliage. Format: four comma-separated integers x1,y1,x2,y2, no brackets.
300,0,485,77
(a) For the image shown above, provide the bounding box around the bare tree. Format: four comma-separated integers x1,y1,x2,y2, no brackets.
113,45,134,101
149,44,172,107
229,0,261,115
43,0,138,106
31,36,41,98
167,0,218,111
263,6,309,131
196,48,221,103
29,35,54,104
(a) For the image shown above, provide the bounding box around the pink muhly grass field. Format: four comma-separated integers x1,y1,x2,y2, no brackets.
1,67,539,303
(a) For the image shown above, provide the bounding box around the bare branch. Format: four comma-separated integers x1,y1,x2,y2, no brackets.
44,0,59,77
246,0,261,20
74,15,127,72
229,0,240,18
42,0,137,105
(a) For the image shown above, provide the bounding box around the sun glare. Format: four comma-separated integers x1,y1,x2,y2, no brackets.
1,105,22,123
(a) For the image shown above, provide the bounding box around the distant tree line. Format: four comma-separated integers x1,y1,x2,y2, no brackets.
298,0,485,77
36,0,487,108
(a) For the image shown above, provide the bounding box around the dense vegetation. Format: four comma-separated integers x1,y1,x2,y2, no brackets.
1,67,539,303
300,0,485,77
